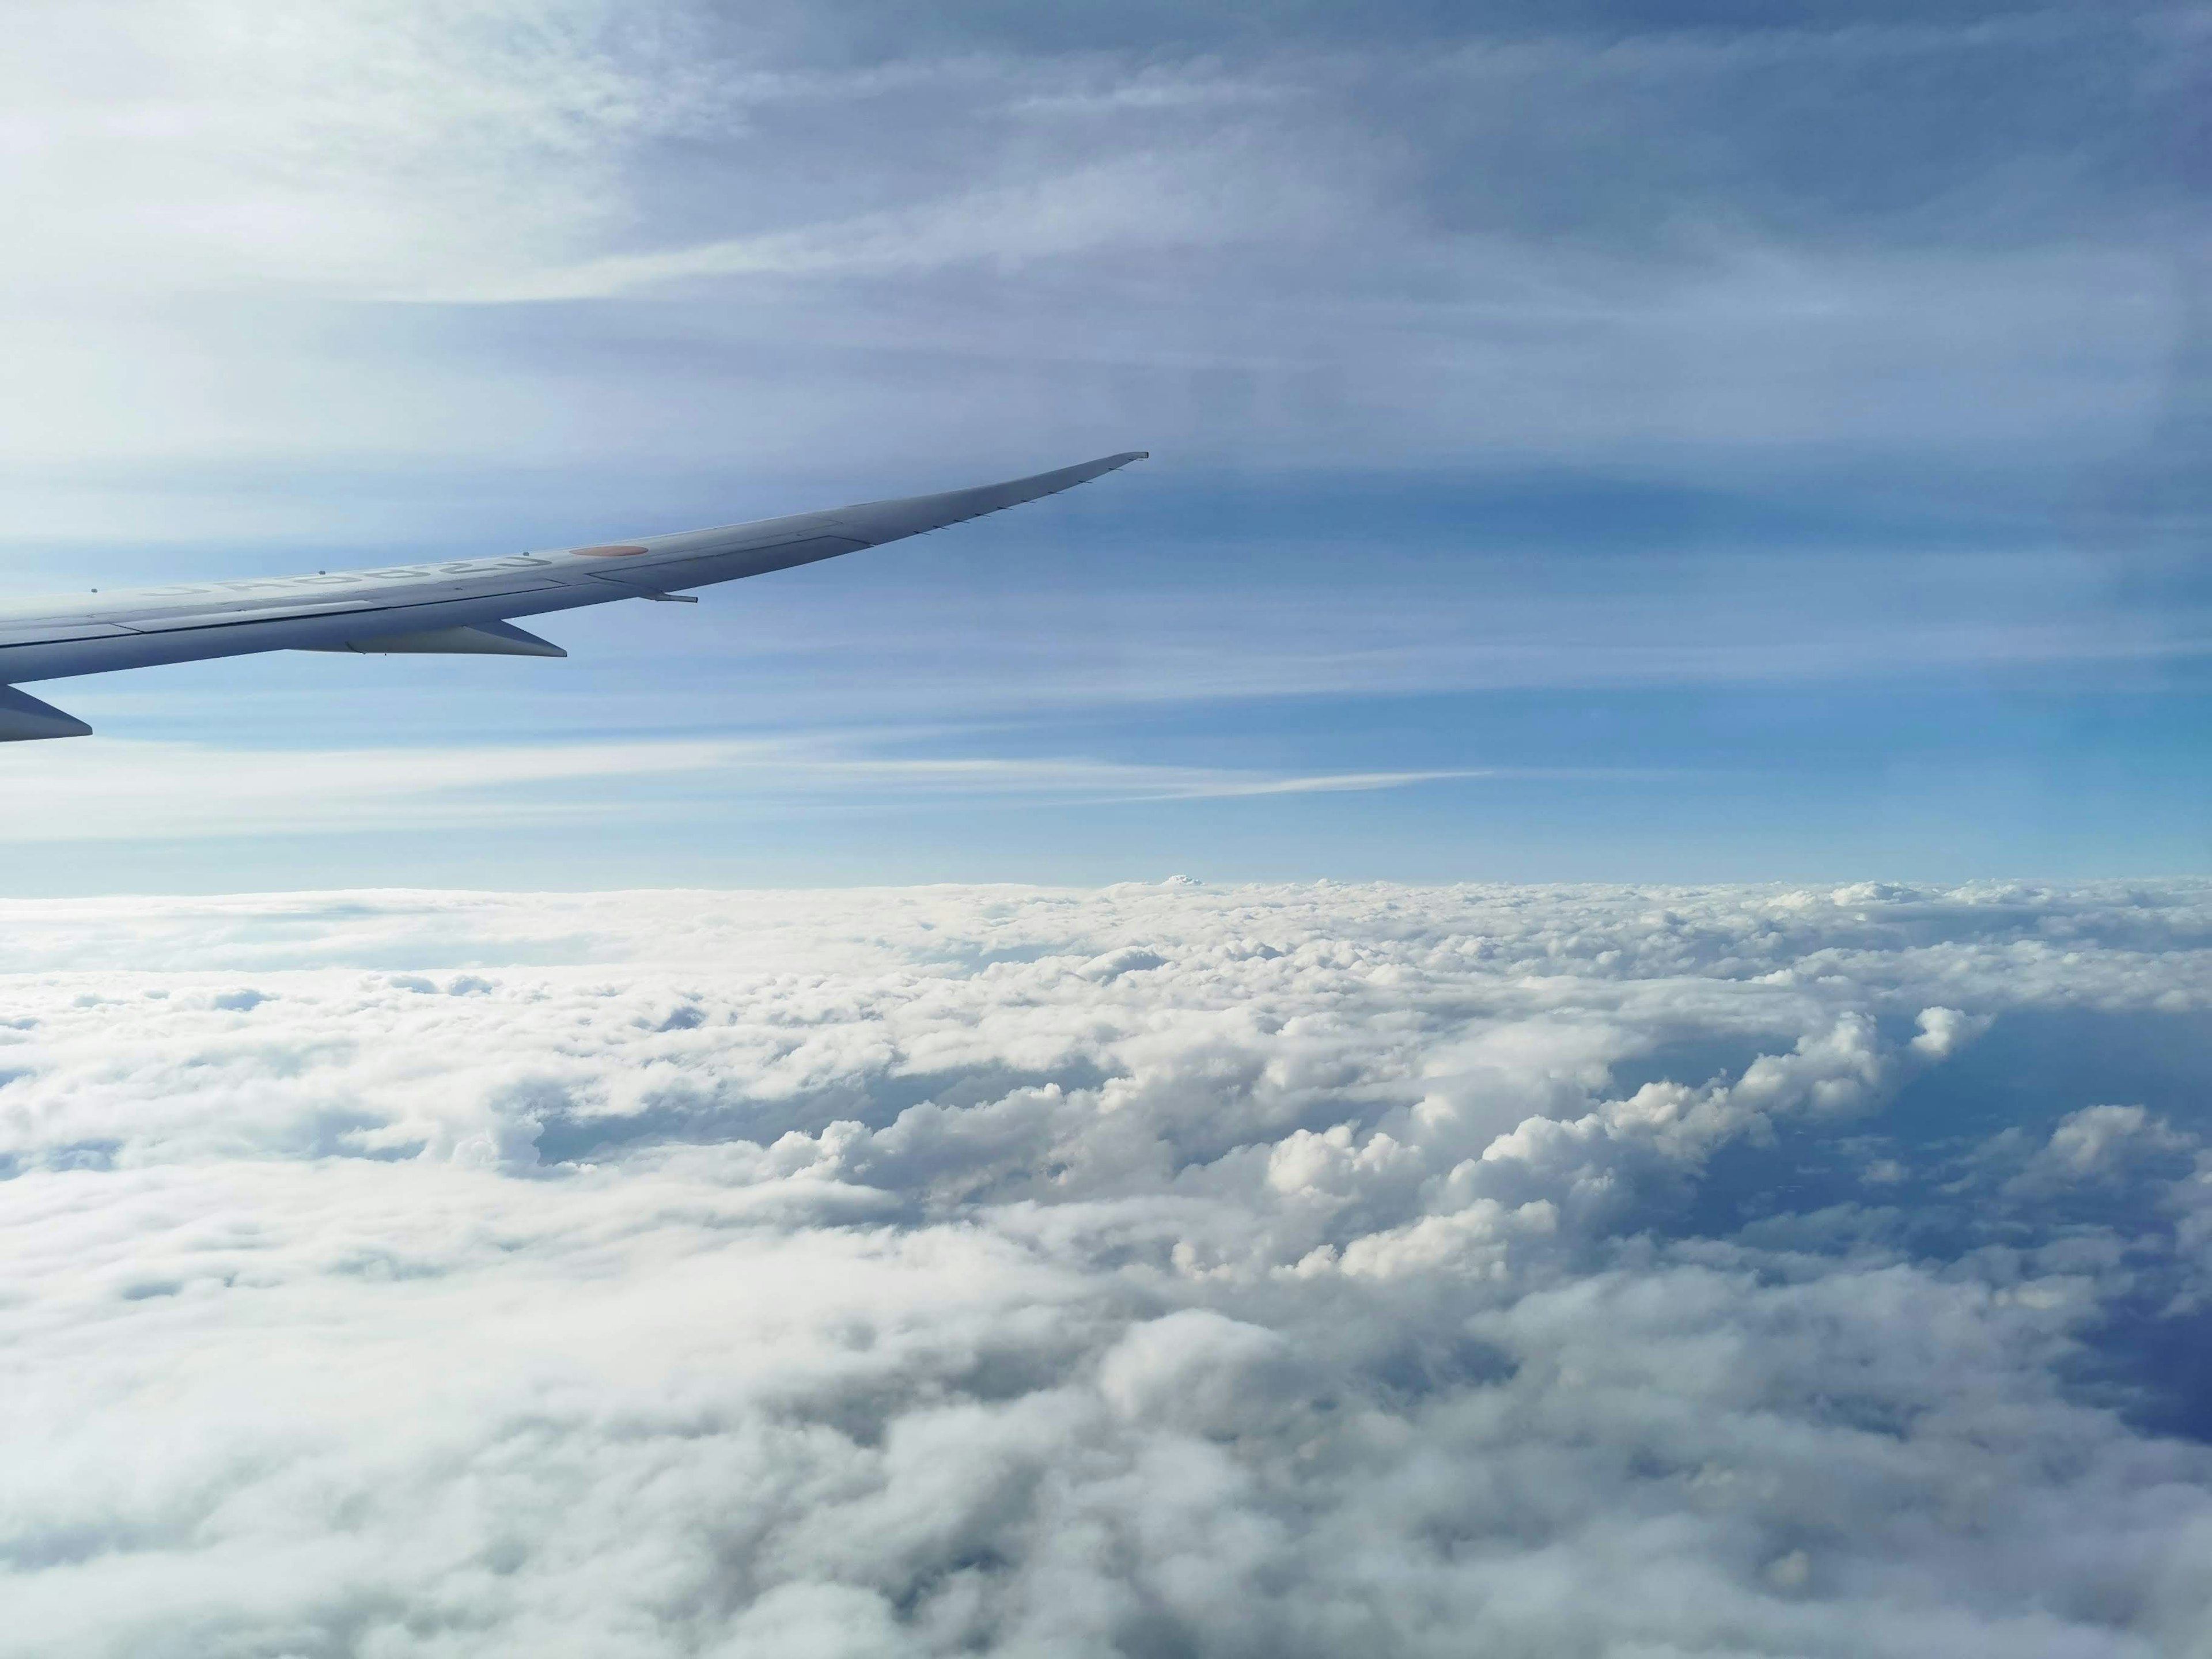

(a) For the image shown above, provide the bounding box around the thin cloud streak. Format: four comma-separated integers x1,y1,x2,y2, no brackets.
0,736,1620,841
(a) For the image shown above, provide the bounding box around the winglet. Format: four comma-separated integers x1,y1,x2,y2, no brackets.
0,684,93,741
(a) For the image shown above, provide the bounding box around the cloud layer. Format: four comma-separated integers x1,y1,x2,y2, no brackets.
2,879,2207,1656
0,0,2196,519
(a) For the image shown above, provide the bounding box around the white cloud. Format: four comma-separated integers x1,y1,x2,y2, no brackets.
0,0,2185,499
0,879,2206,1654
0,0,694,301
0,734,1515,842
471,145,1346,302
1910,1003,1993,1059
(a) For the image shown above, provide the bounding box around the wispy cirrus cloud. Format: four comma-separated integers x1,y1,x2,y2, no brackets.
0,733,1544,841
0,0,2191,481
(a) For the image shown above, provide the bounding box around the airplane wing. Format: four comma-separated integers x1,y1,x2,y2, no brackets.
0,450,1146,741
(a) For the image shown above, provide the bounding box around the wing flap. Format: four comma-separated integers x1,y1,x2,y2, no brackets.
301,621,566,657
0,685,92,741
118,599,382,631
116,582,566,634
0,622,145,647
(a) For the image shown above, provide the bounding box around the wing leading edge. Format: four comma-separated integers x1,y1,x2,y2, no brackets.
0,451,1146,740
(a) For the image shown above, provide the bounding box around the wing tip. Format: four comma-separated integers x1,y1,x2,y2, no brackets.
1058,449,1148,486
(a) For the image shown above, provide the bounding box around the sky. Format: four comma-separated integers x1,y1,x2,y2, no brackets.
1,0,2206,888
5,10,2212,1654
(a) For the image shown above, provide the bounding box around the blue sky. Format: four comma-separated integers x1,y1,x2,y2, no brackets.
1,0,2205,889
3,12,2210,1646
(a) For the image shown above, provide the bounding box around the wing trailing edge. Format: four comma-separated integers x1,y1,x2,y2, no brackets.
0,450,1147,725
0,684,92,742
301,620,567,657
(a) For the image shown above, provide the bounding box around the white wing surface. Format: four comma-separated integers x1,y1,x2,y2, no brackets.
0,452,1146,740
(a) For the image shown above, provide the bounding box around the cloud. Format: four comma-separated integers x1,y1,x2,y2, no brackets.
0,0,2192,497
0,733,1531,842
0,878,2207,1654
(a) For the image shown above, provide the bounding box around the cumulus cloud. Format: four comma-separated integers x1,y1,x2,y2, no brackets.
0,878,2207,1655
